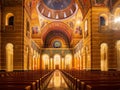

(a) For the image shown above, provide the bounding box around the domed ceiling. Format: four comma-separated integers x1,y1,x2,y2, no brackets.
43,0,71,10
37,0,78,20
31,0,83,47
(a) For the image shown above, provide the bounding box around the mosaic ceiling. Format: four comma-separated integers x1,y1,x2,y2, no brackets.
43,0,71,10
38,0,77,20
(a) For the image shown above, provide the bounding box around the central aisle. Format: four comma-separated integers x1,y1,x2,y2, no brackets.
45,70,70,90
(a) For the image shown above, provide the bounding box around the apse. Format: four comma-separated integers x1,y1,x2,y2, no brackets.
44,30,70,48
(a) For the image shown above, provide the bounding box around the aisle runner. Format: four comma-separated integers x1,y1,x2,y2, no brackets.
45,70,70,90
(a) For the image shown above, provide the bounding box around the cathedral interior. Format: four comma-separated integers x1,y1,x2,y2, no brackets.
0,0,120,90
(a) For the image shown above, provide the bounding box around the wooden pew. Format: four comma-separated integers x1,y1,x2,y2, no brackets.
80,80,120,90
61,70,120,90
0,70,53,90
86,84,120,90
0,82,36,90
0,85,31,90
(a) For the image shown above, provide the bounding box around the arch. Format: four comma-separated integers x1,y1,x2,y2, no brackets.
42,54,49,69
5,13,14,26
6,43,14,71
113,7,120,23
65,54,72,69
114,7,120,17
45,33,69,48
112,7,120,30
33,50,39,70
112,1,120,13
41,22,72,42
54,54,61,69
99,14,108,26
100,43,108,71
100,17,105,26
116,40,120,71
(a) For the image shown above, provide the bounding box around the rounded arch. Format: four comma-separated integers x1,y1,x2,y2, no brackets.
6,43,14,71
112,0,120,13
53,54,61,69
44,31,70,48
113,7,120,17
41,22,72,42
116,40,120,71
5,13,14,25
113,7,120,23
42,54,49,69
65,54,72,69
99,13,108,26
100,43,108,71
112,7,120,30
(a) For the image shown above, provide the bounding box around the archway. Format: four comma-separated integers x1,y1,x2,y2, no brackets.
42,54,49,70
6,43,13,71
113,7,120,30
65,54,72,69
5,13,14,26
54,54,61,69
100,43,108,71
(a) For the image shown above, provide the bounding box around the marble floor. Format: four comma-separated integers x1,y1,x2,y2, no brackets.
45,70,70,90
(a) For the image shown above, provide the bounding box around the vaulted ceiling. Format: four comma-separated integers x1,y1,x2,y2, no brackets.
29,0,118,48
29,0,83,48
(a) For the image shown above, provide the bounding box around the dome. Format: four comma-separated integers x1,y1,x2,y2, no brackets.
37,0,77,20
43,0,71,10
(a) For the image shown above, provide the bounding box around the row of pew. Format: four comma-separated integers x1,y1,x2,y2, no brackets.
61,70,120,90
0,70,54,90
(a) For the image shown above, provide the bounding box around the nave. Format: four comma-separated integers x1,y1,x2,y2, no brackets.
0,69,120,90
45,70,70,90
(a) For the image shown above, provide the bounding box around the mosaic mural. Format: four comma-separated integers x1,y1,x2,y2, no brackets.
43,0,71,10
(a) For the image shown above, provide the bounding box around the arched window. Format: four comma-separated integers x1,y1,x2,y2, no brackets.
6,43,14,71
8,16,14,25
100,43,108,71
54,54,61,69
42,54,49,70
114,7,120,20
113,8,120,30
116,40,120,71
100,16,105,26
5,13,14,26
99,14,108,31
33,50,39,70
65,54,72,69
